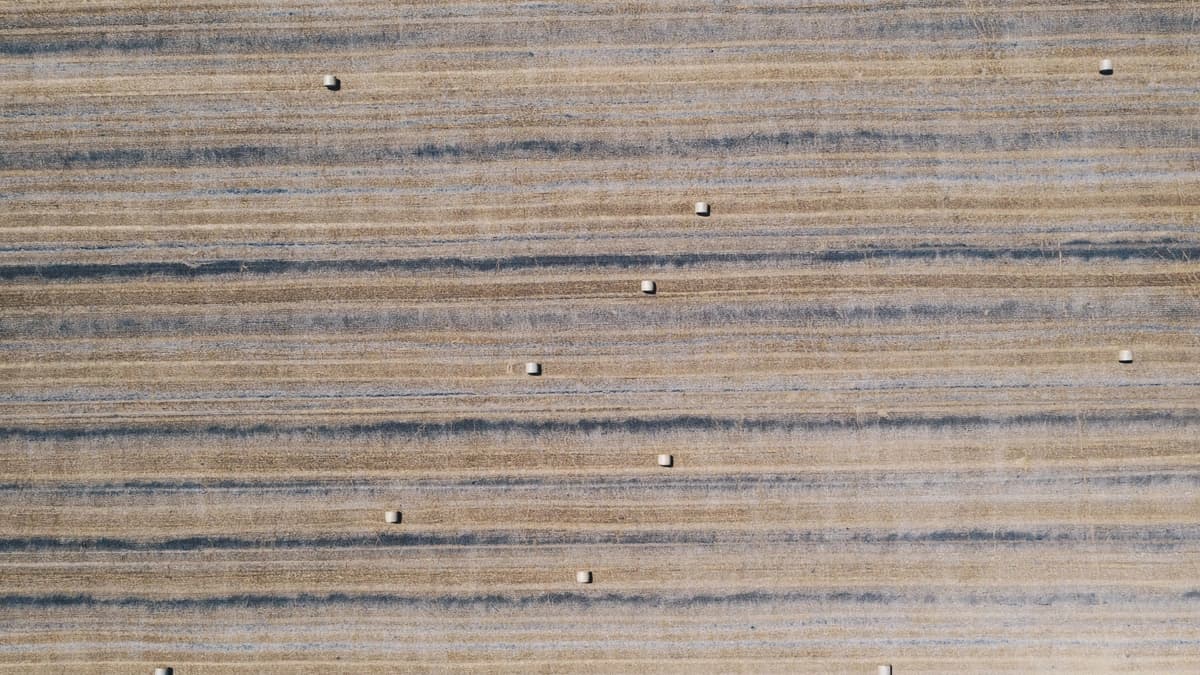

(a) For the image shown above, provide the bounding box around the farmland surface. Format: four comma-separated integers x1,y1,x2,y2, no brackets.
1,1,1198,672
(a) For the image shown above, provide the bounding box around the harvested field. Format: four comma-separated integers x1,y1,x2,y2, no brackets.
1,0,1199,672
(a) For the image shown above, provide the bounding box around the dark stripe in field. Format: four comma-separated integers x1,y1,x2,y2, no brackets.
2,127,1198,170
5,299,1199,339
3,469,1197,495
2,9,1194,56
0,411,1193,442
1,525,1196,553
2,242,1198,281
2,588,1192,611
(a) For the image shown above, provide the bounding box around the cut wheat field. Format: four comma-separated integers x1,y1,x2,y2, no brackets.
1,1,1198,672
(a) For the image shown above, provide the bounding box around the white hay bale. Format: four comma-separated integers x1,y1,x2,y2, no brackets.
576,570,592,584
